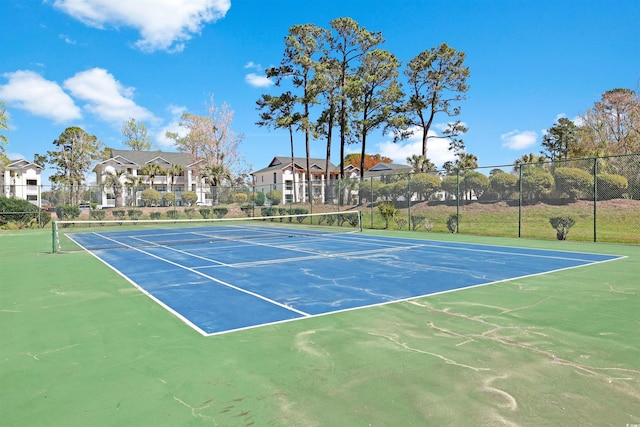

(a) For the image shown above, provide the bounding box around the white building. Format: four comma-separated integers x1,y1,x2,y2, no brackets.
251,157,360,204
0,159,44,206
93,149,208,207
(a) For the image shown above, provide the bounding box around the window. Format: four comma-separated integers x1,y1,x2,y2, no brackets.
285,182,293,190
27,195,38,201
273,172,277,184
26,179,37,186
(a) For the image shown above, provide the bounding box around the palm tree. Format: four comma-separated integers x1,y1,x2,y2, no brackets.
103,170,127,208
140,163,165,189
199,164,231,206
167,163,184,193
125,175,145,207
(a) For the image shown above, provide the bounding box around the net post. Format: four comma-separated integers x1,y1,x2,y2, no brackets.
51,221,58,253
358,210,363,232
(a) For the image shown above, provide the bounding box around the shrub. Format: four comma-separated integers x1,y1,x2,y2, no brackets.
90,210,106,221
199,208,211,219
377,202,397,229
410,214,433,231
233,193,248,204
410,173,441,201
240,204,253,217
489,172,518,200
461,171,490,200
140,189,161,207
0,197,50,228
254,191,266,206
184,208,196,219
166,210,180,219
519,167,554,202
596,174,628,200
549,216,576,240
150,212,161,220
446,214,460,233
394,216,408,230
266,189,282,206
127,209,142,220
111,210,125,221
181,191,198,206
212,207,228,219
55,205,80,221
553,167,593,201
162,192,176,206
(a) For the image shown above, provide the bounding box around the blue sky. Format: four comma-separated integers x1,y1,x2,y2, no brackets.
1,0,639,182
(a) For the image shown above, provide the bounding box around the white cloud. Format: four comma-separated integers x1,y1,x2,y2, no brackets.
375,127,457,167
0,70,82,123
500,130,537,150
155,105,188,149
245,73,273,88
51,0,231,52
63,68,156,125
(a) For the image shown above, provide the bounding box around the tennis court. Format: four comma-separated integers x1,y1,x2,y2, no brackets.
65,220,623,336
2,220,639,426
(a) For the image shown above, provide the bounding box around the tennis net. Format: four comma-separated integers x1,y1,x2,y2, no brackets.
52,210,362,253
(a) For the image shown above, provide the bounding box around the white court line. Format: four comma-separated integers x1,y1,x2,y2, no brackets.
91,232,311,317
326,232,625,263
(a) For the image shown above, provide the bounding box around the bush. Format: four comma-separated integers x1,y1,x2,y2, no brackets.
140,189,161,207
549,216,576,240
212,207,228,219
90,210,106,221
199,208,211,219
519,167,554,202
181,191,198,206
184,208,196,219
233,193,248,204
162,192,176,206
127,209,142,220
240,204,253,217
150,212,161,220
394,216,408,230
111,210,125,221
166,210,180,219
254,191,266,206
266,189,282,206
410,173,441,201
377,202,397,229
489,172,518,200
596,174,628,200
461,171,490,200
55,205,80,221
0,197,50,228
446,214,460,233
553,167,593,201
410,214,433,232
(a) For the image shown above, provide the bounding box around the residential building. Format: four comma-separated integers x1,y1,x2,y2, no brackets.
93,149,207,207
0,159,44,206
251,157,360,204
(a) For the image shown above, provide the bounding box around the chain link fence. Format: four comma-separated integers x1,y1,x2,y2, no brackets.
3,154,639,243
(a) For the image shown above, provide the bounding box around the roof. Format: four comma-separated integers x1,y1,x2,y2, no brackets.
251,156,341,175
2,159,44,171
363,162,412,177
94,149,205,172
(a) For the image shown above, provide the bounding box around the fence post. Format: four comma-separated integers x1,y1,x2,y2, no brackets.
456,169,460,233
593,157,598,242
518,164,523,238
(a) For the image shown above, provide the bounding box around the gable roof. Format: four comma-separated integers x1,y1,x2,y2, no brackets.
3,159,44,171
363,162,412,177
251,156,341,175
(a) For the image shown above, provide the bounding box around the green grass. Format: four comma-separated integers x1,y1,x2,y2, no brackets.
360,199,640,243
2,228,639,425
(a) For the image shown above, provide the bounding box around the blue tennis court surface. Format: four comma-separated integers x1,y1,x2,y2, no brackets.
68,226,624,336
